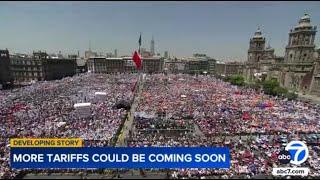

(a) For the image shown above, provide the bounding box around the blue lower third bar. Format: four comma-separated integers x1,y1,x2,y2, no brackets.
10,147,230,169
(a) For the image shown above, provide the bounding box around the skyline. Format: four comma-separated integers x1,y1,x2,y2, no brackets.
0,1,320,61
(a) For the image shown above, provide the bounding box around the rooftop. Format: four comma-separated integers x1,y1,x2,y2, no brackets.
253,27,263,38
296,13,312,28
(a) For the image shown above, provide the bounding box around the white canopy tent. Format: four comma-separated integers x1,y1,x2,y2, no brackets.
74,103,91,108
56,121,66,128
74,103,92,118
94,92,107,102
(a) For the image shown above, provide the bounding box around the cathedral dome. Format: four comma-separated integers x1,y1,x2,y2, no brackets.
301,13,310,20
253,27,263,38
296,13,312,28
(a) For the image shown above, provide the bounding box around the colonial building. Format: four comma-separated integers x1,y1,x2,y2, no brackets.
76,57,88,74
10,54,44,84
215,61,226,76
215,61,244,77
43,58,76,81
10,51,76,85
310,49,320,96
244,14,319,95
0,49,13,88
142,57,164,73
164,59,187,74
247,27,274,63
276,14,317,93
284,14,317,63
164,54,216,75
244,27,277,81
87,57,164,74
225,62,245,76
185,59,209,75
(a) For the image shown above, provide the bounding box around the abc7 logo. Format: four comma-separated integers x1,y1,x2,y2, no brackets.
278,150,292,164
278,141,309,165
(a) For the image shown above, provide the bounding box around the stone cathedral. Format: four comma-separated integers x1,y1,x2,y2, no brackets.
244,14,320,96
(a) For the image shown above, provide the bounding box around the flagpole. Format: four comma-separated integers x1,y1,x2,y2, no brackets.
138,32,141,54
138,32,142,85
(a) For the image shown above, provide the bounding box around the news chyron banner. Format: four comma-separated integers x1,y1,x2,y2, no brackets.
10,138,84,148
10,138,231,169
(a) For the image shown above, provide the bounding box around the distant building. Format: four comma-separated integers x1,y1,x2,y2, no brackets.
215,61,226,76
140,48,146,54
106,52,113,58
0,49,13,88
247,27,275,63
142,57,164,73
76,57,87,74
164,59,187,74
68,54,78,59
85,50,98,59
244,14,318,95
185,59,209,75
164,54,216,75
140,47,152,58
150,36,155,56
215,61,244,77
164,51,169,59
43,57,76,81
284,14,317,63
225,62,245,76
140,48,152,58
310,48,320,95
10,51,76,85
87,57,164,74
10,52,44,84
114,49,118,58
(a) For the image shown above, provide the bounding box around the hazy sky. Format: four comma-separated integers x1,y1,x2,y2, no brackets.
0,1,320,61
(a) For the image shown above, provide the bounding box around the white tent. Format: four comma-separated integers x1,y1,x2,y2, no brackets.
57,122,66,128
94,92,107,102
74,103,91,108
95,92,106,96
74,103,92,118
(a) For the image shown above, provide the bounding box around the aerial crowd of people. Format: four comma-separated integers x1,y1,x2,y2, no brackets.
0,72,320,179
0,73,136,179
131,74,320,179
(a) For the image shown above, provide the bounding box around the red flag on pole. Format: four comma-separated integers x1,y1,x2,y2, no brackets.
132,51,142,70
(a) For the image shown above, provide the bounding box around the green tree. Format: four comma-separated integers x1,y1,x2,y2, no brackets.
272,86,288,96
229,75,245,86
262,78,279,95
285,92,298,100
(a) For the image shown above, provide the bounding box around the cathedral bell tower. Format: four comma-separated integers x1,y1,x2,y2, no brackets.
248,27,266,63
284,14,317,63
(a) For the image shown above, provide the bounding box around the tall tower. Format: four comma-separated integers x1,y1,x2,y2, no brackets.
247,27,266,63
263,38,275,59
284,14,317,63
114,49,118,57
164,51,169,59
150,36,155,56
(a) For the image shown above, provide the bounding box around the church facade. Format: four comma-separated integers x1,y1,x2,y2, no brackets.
244,14,320,96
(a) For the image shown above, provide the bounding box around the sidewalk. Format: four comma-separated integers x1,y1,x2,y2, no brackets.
116,74,144,147
297,93,320,104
